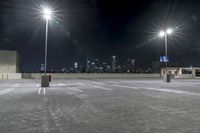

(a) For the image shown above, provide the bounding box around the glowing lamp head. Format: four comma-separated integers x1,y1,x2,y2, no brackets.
43,7,52,20
166,28,173,35
159,31,165,37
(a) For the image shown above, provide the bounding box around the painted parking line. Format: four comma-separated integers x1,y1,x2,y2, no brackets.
58,83,65,87
38,88,46,95
37,83,40,87
120,81,197,87
57,83,83,93
67,87,82,93
0,83,21,96
91,82,104,85
112,84,139,90
106,81,121,85
112,84,200,96
77,83,85,86
0,88,10,93
58,82,86,87
141,87,200,96
11,84,17,88
43,88,46,94
10,83,21,88
93,85,113,91
38,87,41,94
65,89,75,95
65,87,88,99
0,89,14,95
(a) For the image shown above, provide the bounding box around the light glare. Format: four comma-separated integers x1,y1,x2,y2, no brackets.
43,7,52,20
159,31,165,37
166,28,173,34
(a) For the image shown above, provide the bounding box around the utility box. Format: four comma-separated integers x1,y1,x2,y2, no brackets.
164,74,170,82
49,75,51,82
41,75,49,87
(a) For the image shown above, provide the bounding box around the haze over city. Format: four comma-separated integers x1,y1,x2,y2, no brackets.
0,0,199,71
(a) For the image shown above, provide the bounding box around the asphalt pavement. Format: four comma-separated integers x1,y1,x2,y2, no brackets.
0,78,200,133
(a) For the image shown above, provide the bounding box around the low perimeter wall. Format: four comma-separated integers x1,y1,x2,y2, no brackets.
22,73,161,79
0,73,22,80
176,74,193,79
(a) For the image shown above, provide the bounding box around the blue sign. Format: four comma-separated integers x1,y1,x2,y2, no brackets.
160,56,169,62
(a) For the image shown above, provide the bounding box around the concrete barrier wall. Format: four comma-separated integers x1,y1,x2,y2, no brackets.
22,73,161,79
0,73,22,80
176,74,193,79
3,73,199,79
0,50,19,73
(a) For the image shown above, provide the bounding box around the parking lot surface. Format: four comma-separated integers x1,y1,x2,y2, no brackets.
0,78,200,133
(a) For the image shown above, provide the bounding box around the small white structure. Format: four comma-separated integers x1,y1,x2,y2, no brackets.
192,67,200,78
161,67,200,78
0,50,21,79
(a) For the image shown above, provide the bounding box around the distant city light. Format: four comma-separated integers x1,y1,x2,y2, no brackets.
74,62,78,68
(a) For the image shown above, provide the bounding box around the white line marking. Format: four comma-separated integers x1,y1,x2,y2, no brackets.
38,88,41,94
107,81,121,85
0,89,13,95
43,88,46,94
11,83,18,88
142,87,200,96
74,87,82,92
112,84,139,90
65,89,73,95
0,89,14,95
93,85,112,91
0,83,21,96
65,88,87,98
14,83,21,88
69,87,79,93
0,88,11,93
68,87,82,93
61,83,65,86
77,83,85,86
37,83,40,87
58,83,65,87
113,84,200,96
92,82,104,85
10,84,17,88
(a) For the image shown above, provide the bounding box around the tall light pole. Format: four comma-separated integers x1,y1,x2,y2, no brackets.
43,7,52,75
159,28,173,82
41,7,52,87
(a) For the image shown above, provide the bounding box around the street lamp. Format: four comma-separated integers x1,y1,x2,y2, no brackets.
43,7,52,75
41,6,52,87
159,28,173,82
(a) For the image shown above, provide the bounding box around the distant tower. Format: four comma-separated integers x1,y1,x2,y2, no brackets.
112,56,117,72
86,58,91,73
126,59,135,72
41,64,45,72
74,62,78,69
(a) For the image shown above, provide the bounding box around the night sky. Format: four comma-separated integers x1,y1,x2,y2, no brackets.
0,0,200,71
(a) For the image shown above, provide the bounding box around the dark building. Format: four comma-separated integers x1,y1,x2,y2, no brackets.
126,59,136,73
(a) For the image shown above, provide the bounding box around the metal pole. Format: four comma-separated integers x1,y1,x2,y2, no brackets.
165,33,168,74
44,19,48,76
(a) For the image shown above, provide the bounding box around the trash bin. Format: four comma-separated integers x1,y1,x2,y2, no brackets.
41,75,49,87
49,75,51,82
164,74,170,82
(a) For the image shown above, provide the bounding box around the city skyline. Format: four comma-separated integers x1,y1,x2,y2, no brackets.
0,0,200,71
